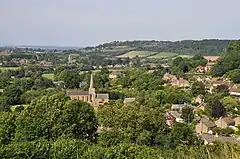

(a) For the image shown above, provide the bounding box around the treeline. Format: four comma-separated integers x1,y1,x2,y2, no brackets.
94,39,229,56
211,40,240,83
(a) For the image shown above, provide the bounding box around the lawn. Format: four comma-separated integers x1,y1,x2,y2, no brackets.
42,73,54,80
0,67,21,71
148,52,178,59
177,55,194,59
117,51,157,58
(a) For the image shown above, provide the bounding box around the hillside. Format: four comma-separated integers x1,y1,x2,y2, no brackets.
92,39,229,56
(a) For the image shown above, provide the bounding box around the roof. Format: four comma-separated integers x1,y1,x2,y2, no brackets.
203,56,220,62
221,117,235,124
229,87,240,93
201,118,216,128
96,93,109,99
169,111,182,119
172,104,186,109
201,134,240,144
67,91,89,96
124,98,136,103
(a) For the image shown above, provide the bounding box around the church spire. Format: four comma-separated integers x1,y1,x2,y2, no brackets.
90,73,94,89
89,73,96,95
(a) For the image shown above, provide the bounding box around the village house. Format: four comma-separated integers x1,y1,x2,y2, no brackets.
195,95,204,104
215,117,235,129
200,134,240,145
196,117,216,134
203,56,220,63
123,98,136,104
234,117,240,126
109,71,122,79
171,77,190,88
195,65,212,73
166,111,183,123
229,87,240,96
66,74,109,107
171,103,189,111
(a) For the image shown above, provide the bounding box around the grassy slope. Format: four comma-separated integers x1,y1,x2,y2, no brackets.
148,52,178,59
42,73,54,80
117,51,157,58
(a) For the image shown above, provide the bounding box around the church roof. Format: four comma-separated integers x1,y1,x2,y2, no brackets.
96,94,109,99
66,91,89,96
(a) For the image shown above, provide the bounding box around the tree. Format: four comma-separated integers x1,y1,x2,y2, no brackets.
0,112,15,145
181,107,194,123
58,70,82,89
213,84,229,97
227,69,240,83
33,76,54,89
221,96,239,115
191,81,206,96
98,101,170,147
14,93,98,142
3,85,23,106
228,40,240,52
205,95,226,118
169,123,202,148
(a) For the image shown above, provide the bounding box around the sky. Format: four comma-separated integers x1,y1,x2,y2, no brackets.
1,0,240,46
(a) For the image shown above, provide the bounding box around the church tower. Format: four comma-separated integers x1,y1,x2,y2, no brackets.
89,74,96,104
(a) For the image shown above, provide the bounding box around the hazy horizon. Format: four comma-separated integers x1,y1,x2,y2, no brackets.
1,0,240,46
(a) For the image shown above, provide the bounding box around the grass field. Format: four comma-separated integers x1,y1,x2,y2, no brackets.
148,52,178,59
42,73,54,80
177,55,194,58
0,67,21,71
117,51,157,58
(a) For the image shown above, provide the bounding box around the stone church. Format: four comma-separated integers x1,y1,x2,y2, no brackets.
66,74,109,107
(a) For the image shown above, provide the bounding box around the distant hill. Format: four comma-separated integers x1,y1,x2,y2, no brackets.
92,39,230,56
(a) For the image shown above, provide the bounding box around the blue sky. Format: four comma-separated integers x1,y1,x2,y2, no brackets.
1,0,240,46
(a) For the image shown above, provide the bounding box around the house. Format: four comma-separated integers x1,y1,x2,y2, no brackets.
215,117,235,128
196,65,205,73
124,98,136,104
203,56,220,63
200,134,240,145
229,87,240,96
196,118,216,134
171,104,187,111
195,95,204,104
171,78,190,88
109,71,122,79
234,117,240,126
166,111,184,123
66,74,109,107
163,73,177,81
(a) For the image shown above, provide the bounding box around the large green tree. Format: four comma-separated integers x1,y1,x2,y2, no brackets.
14,93,98,142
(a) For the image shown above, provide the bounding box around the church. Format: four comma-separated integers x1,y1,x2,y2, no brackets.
66,74,109,107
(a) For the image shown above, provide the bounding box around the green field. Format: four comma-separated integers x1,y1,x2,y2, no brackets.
177,55,194,58
42,73,54,80
117,51,157,58
0,67,21,71
148,52,178,59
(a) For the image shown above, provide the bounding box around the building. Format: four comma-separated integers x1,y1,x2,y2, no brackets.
109,71,122,79
215,117,235,128
229,87,240,96
196,118,216,134
123,98,136,104
203,56,220,63
171,78,189,88
195,95,204,104
200,134,240,145
66,74,109,107
166,111,183,123
171,104,188,111
234,116,240,126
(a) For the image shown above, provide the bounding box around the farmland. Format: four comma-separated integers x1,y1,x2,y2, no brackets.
0,67,21,71
148,52,178,59
42,73,54,80
117,51,157,58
